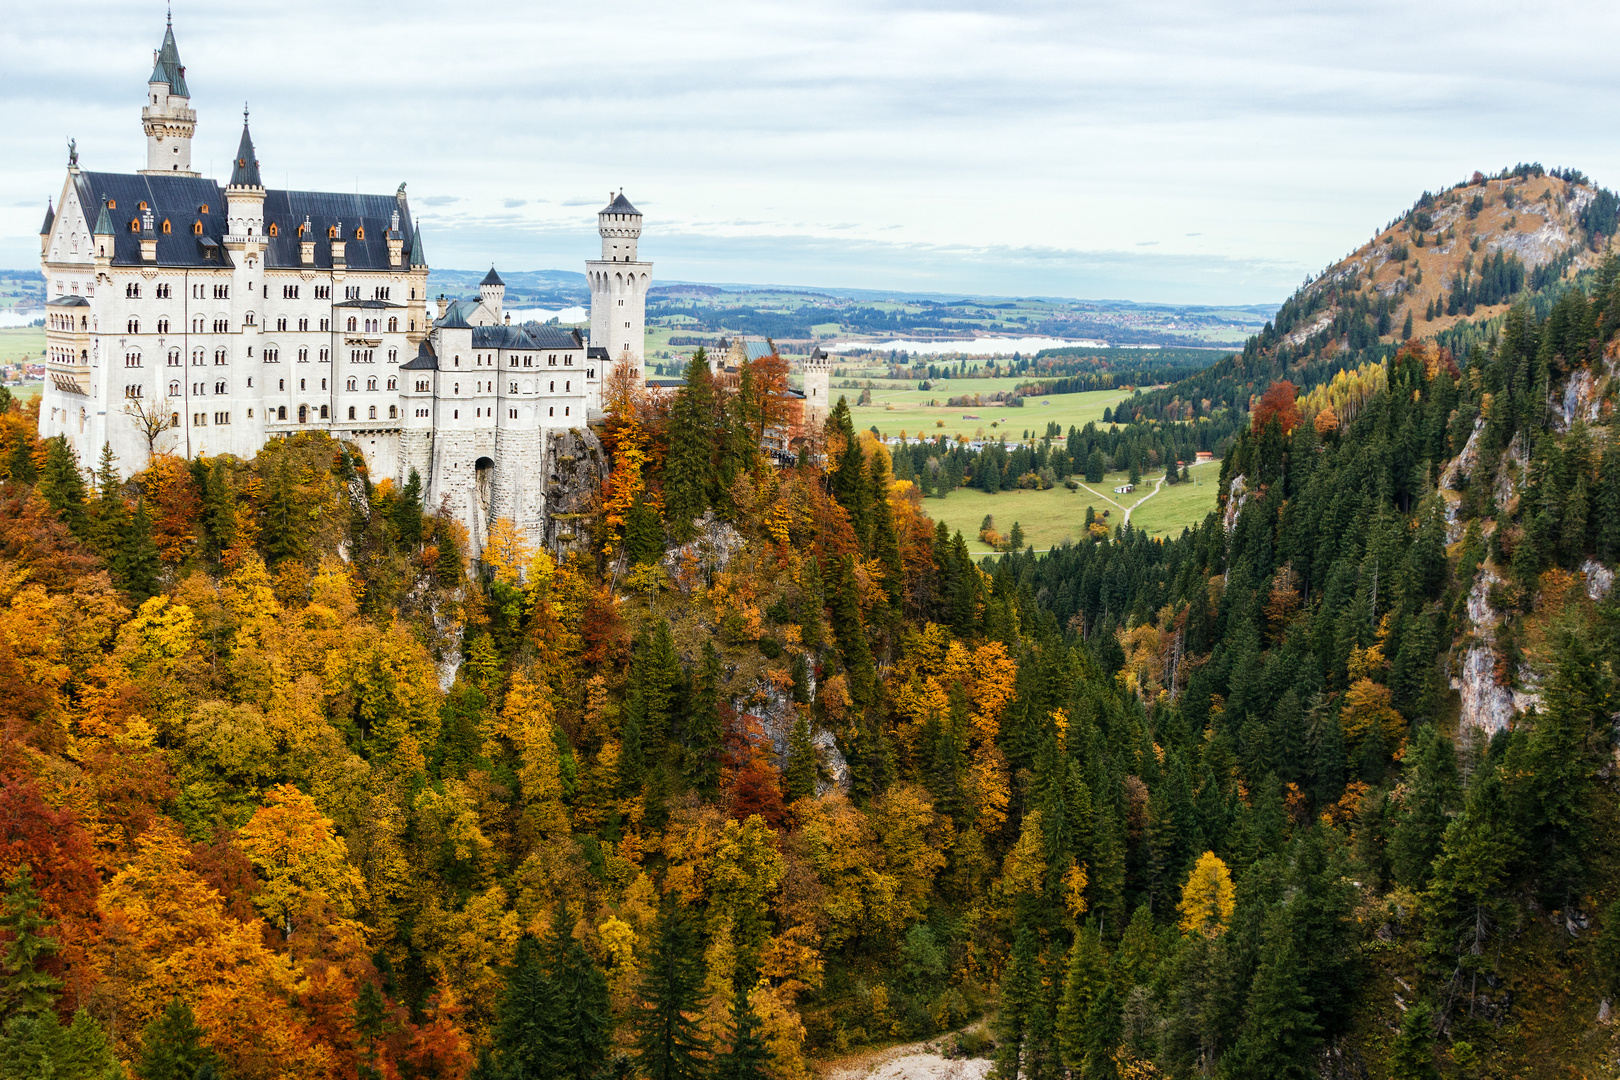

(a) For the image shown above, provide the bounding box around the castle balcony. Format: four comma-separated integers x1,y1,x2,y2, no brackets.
222,234,266,248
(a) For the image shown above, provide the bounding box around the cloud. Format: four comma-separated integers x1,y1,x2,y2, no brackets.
4,0,1619,303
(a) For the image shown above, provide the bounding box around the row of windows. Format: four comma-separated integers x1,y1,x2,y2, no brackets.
191,412,231,426
455,380,574,394
48,314,86,331
451,406,572,420
125,283,173,299
344,377,398,391
346,317,398,333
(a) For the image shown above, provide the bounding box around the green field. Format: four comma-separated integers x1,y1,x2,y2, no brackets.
852,386,1132,441
0,326,44,367
920,460,1221,554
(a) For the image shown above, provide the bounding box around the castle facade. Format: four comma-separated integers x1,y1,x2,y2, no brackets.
37,17,646,555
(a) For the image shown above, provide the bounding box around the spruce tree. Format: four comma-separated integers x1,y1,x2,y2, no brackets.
88,443,127,560
982,453,1001,494
0,866,60,1021
1056,926,1108,1070
489,936,552,1080
136,998,219,1080
638,619,683,750
867,449,904,608
664,356,717,541
540,905,611,1080
1384,998,1439,1080
683,642,723,795
626,497,665,565
262,464,303,567
35,436,88,538
1402,309,1414,338
0,1007,122,1080
355,981,391,1080
994,925,1041,1080
8,437,37,485
114,498,162,604
827,399,871,545
784,713,817,803
633,901,709,1080
826,556,877,711
1079,981,1122,1080
1389,726,1459,891
392,467,425,547
1221,930,1319,1080
715,960,770,1080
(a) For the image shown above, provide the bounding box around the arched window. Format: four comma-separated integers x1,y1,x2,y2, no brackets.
168,380,180,396
386,377,396,390
214,380,226,394
214,349,226,364
298,404,307,423
168,349,180,367
346,377,357,391
320,405,329,419
368,406,377,419
127,318,139,333
388,405,397,419
268,222,279,237
387,317,398,332
355,226,365,240
346,317,357,331
157,318,169,333
277,406,286,420
347,406,356,420
161,219,171,234
366,377,377,391
327,225,338,239
193,221,202,235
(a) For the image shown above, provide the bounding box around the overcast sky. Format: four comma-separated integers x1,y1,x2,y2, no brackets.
4,1,1617,304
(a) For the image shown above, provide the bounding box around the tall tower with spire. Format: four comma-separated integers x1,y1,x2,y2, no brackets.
586,192,651,379
140,12,198,175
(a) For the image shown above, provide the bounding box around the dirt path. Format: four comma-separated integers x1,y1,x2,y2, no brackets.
818,1029,993,1080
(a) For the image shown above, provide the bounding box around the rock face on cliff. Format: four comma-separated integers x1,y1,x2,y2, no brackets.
543,427,609,559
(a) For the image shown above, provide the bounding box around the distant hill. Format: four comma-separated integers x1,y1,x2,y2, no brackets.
1116,164,1618,428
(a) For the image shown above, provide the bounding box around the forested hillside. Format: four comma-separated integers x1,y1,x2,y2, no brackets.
1,236,1619,1080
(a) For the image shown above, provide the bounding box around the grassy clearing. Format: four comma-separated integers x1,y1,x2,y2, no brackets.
852,387,1132,441
918,460,1220,554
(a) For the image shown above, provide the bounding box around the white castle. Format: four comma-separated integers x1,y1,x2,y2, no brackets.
36,16,654,555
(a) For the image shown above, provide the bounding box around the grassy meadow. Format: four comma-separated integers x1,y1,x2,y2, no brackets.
852,386,1133,441
919,459,1221,554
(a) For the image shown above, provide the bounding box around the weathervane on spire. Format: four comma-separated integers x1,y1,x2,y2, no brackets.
243,102,250,125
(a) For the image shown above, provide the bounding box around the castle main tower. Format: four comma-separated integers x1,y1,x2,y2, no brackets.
586,192,650,379
140,14,198,176
801,345,832,428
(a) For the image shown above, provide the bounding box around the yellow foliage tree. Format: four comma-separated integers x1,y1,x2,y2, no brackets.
497,670,569,839
235,783,366,939
1177,850,1235,936
1341,677,1404,746
482,517,532,585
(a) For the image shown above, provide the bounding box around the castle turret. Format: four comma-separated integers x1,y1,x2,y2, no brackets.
225,110,265,239
586,191,651,379
480,267,505,323
140,14,198,176
92,194,115,263
38,200,54,260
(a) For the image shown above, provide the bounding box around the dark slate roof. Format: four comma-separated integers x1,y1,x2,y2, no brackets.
480,267,505,287
601,192,640,216
588,347,609,360
402,341,437,370
808,345,828,359
469,324,586,350
437,309,473,329
70,171,420,271
39,201,54,236
333,298,403,309
48,295,90,307
409,224,426,267
229,121,262,188
149,21,189,98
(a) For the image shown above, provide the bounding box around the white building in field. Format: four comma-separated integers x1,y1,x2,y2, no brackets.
37,15,647,556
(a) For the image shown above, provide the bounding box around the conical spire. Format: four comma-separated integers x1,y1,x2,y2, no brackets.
149,16,189,98
93,195,114,236
229,108,262,188
408,224,426,267
39,200,55,236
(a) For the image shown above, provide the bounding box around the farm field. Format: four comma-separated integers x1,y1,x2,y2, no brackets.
852,387,1133,441
920,460,1220,554
0,326,44,367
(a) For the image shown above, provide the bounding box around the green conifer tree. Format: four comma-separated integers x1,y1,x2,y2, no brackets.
488,936,552,1080
540,905,611,1080
35,437,88,538
392,467,425,547
114,498,162,604
0,1007,123,1080
136,998,218,1080
994,925,1041,1080
87,443,128,559
1056,926,1108,1070
1079,981,1122,1080
784,713,817,804
664,356,718,541
1220,930,1319,1080
633,901,709,1080
714,960,770,1080
827,399,871,545
0,866,61,1021
683,642,723,795
1384,998,1439,1080
826,556,877,711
